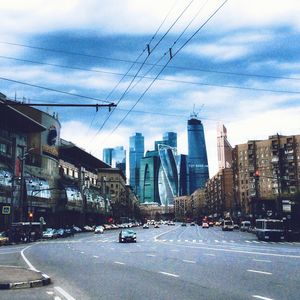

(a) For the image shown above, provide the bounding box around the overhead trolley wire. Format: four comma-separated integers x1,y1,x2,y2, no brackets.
0,76,114,104
90,0,196,143
105,0,229,140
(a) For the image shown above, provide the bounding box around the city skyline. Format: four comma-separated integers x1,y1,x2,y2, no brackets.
0,1,299,178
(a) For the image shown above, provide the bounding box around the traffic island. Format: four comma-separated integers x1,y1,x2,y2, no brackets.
0,266,51,289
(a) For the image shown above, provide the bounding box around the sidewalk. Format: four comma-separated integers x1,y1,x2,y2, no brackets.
0,266,51,289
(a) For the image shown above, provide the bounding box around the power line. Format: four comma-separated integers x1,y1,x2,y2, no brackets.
0,76,114,104
91,0,197,141
106,0,229,139
2,42,298,82
2,55,300,95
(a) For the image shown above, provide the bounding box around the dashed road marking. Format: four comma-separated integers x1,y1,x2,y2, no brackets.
159,271,179,278
252,295,274,300
253,259,271,263
247,269,272,275
204,253,215,256
183,259,196,264
93,255,99,258
114,261,125,265
146,254,156,257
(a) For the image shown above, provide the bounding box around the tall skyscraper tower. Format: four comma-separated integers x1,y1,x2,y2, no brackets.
163,132,177,149
187,113,209,193
129,133,144,196
217,124,232,170
103,148,113,165
103,146,126,177
112,146,126,177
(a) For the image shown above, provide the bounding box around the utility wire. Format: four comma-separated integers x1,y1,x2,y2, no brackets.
106,0,229,140
91,0,196,141
2,55,300,95
88,1,179,135
0,76,114,103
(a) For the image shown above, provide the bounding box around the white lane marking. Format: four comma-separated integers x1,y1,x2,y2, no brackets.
54,296,62,300
247,269,272,275
146,254,156,257
185,239,189,242
159,271,179,278
171,249,179,252
204,254,215,256
160,241,300,259
177,239,181,242
46,291,54,295
80,251,85,254
110,248,115,250
54,286,76,300
215,240,219,243
169,240,173,242
245,240,251,243
183,259,196,264
21,245,38,271
253,259,271,263
93,255,99,258
198,240,203,243
153,224,181,241
192,240,196,243
114,261,125,265
253,241,260,244
252,295,274,300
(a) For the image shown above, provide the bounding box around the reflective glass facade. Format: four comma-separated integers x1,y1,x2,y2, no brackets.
187,116,209,193
103,148,113,165
129,133,144,196
163,132,177,148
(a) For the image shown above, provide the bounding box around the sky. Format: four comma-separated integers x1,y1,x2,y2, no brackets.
1,0,300,177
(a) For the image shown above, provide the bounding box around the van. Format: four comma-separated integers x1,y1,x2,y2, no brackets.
222,220,234,231
240,221,251,232
255,219,284,241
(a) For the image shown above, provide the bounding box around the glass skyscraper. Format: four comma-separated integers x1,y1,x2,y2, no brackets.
129,133,144,196
103,146,126,177
187,114,209,193
163,132,177,148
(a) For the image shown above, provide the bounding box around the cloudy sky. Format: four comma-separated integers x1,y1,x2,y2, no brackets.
1,0,300,177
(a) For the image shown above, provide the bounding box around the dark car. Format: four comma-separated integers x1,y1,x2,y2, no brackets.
181,223,187,227
119,229,136,243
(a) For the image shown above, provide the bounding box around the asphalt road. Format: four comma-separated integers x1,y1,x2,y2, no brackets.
1,224,300,300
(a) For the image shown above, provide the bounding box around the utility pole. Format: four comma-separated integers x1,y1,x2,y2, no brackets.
19,145,26,222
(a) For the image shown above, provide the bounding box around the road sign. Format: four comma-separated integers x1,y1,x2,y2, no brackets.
2,206,10,215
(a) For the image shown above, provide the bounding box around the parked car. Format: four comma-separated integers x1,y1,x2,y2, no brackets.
167,221,175,226
0,231,9,245
72,226,82,233
143,224,149,229
202,222,209,229
83,225,94,232
154,223,160,228
233,224,239,230
208,221,214,227
190,222,196,226
181,223,187,227
119,229,136,243
42,229,59,239
94,226,104,234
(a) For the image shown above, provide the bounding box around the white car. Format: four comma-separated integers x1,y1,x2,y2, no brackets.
94,226,104,234
143,224,149,229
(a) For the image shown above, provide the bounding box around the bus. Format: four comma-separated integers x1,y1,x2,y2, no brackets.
255,219,284,241
9,222,45,243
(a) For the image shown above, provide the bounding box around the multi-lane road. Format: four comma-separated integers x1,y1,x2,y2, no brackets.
1,223,300,300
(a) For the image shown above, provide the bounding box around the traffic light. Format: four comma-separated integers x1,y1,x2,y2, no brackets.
28,211,33,221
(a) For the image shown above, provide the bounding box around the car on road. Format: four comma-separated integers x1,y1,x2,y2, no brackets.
240,221,251,232
181,223,187,226
202,222,209,229
154,223,160,228
222,220,234,231
190,222,196,226
208,221,214,227
94,226,104,234
255,219,284,241
0,231,9,245
143,224,149,229
119,229,136,243
167,221,175,226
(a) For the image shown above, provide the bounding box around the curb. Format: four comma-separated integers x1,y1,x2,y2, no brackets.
0,272,51,290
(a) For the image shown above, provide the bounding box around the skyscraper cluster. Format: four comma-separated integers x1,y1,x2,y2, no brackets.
103,113,209,206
